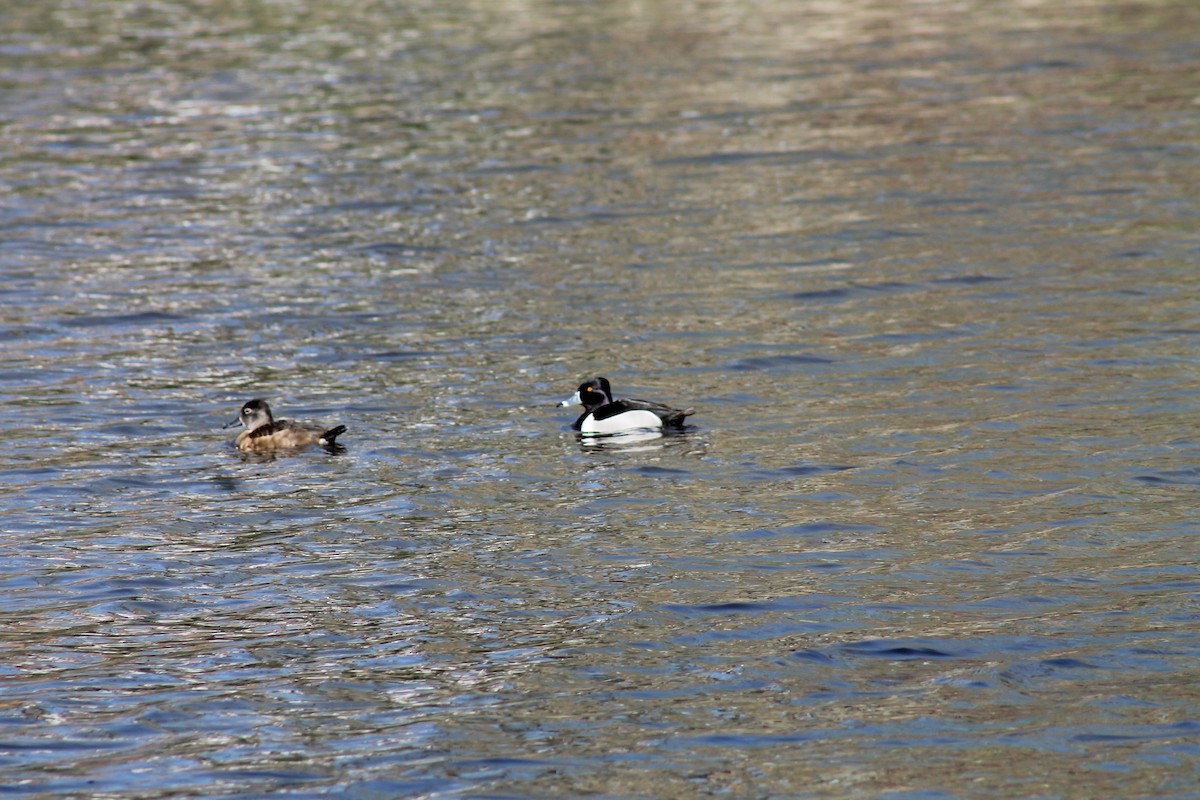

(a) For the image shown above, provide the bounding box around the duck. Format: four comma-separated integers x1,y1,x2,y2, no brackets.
225,399,347,452
558,376,694,434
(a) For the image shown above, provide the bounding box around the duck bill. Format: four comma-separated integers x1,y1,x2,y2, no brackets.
222,417,242,429
558,391,582,408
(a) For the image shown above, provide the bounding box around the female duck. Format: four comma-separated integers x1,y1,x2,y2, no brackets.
226,399,347,452
559,377,694,434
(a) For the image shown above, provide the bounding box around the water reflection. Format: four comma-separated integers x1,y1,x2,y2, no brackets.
577,428,667,449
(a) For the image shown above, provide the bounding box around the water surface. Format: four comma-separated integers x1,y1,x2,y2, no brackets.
2,0,1199,797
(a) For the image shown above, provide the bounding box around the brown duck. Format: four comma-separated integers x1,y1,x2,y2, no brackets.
225,399,346,452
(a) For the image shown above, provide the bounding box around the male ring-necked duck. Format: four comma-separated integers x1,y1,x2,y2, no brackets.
559,376,694,434
225,399,347,452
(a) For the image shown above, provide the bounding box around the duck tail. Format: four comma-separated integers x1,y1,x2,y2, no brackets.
666,408,695,428
319,425,347,446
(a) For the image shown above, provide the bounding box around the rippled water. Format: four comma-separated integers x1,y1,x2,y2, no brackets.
3,0,1200,796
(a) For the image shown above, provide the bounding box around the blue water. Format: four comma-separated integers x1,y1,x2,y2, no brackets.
2,0,1199,797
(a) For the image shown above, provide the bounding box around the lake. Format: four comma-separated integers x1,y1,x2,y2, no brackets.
2,0,1199,796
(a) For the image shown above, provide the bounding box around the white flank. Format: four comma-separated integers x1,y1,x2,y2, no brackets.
580,409,663,434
